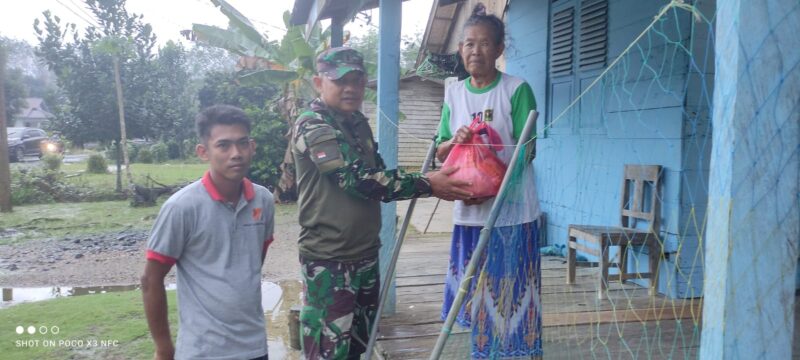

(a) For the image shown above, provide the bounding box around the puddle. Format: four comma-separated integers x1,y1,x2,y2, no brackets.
2,280,305,359
263,280,305,360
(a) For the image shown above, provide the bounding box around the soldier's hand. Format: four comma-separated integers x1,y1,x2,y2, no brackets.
427,166,473,201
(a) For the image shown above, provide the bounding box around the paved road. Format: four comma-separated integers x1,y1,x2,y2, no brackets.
63,154,89,163
8,153,89,171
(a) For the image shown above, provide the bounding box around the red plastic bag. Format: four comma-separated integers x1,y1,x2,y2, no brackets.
442,117,507,198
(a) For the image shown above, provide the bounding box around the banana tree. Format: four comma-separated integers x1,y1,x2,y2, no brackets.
187,0,330,200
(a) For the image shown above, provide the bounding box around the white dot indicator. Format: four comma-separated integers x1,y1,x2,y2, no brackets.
15,326,24,334
51,326,60,334
27,326,35,335
39,326,48,334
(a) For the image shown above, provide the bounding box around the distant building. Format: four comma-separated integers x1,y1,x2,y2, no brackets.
12,98,54,129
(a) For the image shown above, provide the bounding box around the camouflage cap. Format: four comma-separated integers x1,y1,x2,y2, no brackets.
316,47,365,80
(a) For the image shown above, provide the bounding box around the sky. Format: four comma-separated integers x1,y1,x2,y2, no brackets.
0,0,433,47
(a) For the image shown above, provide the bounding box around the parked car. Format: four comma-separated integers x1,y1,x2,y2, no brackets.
6,127,62,162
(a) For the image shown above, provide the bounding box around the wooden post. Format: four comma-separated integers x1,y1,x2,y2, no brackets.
112,56,132,191
700,0,800,358
331,14,344,48
0,44,12,213
377,0,401,315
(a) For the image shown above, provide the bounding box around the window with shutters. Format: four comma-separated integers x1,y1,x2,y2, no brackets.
548,0,608,133
579,0,608,71
550,7,575,77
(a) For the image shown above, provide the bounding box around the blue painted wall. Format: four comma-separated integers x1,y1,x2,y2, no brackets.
504,0,714,298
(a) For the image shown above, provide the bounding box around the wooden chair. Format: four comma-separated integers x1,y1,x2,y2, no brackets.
566,165,663,300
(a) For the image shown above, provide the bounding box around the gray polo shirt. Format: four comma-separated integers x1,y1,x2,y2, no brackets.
146,171,274,360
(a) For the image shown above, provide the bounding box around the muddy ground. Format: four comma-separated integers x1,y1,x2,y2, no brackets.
0,205,302,287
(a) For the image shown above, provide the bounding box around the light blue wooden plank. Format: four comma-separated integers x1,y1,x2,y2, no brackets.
578,76,606,132
376,0,402,316
605,74,687,113
701,0,800,357
605,107,684,139
607,0,691,56
605,41,692,84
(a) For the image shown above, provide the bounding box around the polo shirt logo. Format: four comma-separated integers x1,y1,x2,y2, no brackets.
252,208,262,221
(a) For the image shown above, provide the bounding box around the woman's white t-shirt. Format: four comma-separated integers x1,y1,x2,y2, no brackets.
437,72,541,227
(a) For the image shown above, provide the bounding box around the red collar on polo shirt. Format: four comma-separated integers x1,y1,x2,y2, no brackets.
201,171,255,202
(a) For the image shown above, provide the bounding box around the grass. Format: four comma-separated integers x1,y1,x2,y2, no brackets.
1,199,297,246
0,290,177,360
0,201,161,245
62,162,207,190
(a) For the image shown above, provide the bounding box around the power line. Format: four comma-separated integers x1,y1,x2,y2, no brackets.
190,0,287,34
66,0,100,27
55,0,100,28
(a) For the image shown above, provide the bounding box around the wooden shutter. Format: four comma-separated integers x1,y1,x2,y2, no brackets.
550,6,575,77
579,0,608,70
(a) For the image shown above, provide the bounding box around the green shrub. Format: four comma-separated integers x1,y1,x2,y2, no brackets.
167,140,182,159
246,107,289,192
150,143,168,163
105,144,119,161
138,148,154,164
182,139,197,160
105,142,139,163
127,143,140,163
10,169,55,205
87,154,109,174
10,167,123,205
41,154,62,171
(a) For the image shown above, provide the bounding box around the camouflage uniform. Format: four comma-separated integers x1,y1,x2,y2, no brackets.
292,48,433,360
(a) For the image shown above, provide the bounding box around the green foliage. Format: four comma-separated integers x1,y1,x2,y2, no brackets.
166,140,182,159
347,28,379,78
197,70,285,188
198,70,278,108
9,169,54,205
0,43,29,120
127,143,140,163
41,153,62,171
150,142,168,163
183,138,198,160
34,1,195,146
9,168,112,205
105,142,144,163
246,107,289,190
137,148,154,163
347,28,422,77
87,154,109,174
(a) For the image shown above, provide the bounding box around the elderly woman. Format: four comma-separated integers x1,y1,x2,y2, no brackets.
435,3,543,358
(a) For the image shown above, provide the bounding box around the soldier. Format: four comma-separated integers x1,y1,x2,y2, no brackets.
291,47,473,360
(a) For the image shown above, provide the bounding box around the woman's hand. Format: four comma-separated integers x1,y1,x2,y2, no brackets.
436,126,474,162
452,126,472,144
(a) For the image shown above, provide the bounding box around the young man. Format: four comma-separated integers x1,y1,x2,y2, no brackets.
141,105,275,360
291,47,473,360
